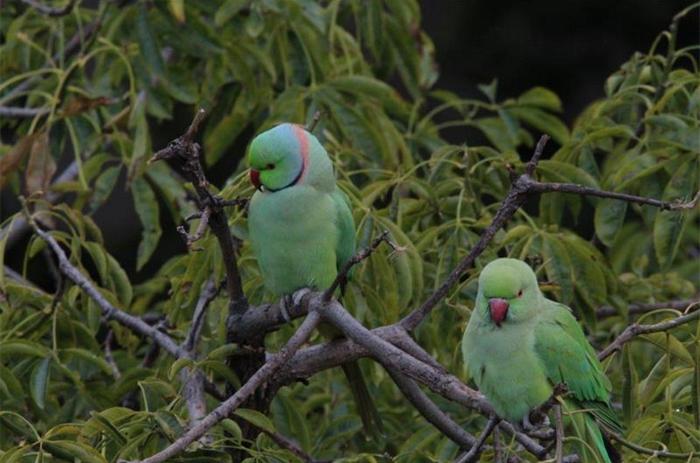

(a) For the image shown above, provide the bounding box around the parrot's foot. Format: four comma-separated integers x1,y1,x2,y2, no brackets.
521,411,551,435
281,295,293,323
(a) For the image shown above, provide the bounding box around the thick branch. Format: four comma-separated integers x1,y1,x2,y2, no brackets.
387,368,478,449
130,311,321,463
598,307,700,360
150,109,247,317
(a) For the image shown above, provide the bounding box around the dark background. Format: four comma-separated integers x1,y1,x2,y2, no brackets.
3,0,698,288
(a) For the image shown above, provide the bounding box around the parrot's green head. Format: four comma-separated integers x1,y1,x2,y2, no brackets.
476,258,541,327
248,123,309,192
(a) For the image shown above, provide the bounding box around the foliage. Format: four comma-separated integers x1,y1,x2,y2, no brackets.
1,1,699,462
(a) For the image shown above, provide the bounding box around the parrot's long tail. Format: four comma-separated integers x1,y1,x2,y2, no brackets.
564,399,620,463
341,361,384,438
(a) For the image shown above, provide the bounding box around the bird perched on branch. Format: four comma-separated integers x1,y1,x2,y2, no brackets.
247,122,383,437
462,258,622,463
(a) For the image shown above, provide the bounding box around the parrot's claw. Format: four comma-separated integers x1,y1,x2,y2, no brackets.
292,288,311,306
280,295,293,323
521,414,537,432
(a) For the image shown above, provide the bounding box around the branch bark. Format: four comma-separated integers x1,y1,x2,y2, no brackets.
129,311,321,463
598,306,700,360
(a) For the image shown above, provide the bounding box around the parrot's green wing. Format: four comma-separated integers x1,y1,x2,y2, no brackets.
331,188,356,269
534,302,623,434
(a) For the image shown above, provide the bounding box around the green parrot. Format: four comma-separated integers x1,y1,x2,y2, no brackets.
461,258,621,463
247,122,382,436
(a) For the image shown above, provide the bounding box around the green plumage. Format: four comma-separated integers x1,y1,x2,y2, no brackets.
462,258,621,462
247,123,382,436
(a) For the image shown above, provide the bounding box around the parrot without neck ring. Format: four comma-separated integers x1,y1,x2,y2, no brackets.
462,258,622,463
247,123,382,437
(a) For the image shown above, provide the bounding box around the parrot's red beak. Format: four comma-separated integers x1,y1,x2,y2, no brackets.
488,298,509,327
249,169,262,191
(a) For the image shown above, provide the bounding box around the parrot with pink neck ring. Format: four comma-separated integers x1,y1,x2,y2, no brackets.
247,123,383,437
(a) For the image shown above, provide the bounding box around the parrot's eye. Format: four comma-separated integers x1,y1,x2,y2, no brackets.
517,289,523,297
266,163,275,170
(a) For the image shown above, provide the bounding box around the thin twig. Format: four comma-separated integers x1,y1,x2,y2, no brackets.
20,0,76,16
323,230,391,300
183,278,220,353
104,330,121,380
1,161,79,249
607,430,698,460
306,110,323,133
596,297,700,319
553,403,564,463
455,415,499,463
1,3,108,105
527,180,699,211
0,106,50,117
177,206,211,250
128,311,321,463
252,425,325,463
598,306,700,360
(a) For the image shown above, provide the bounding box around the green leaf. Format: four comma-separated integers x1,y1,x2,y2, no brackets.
220,418,242,443
654,160,697,268
234,408,276,433
131,176,162,271
507,106,570,144
89,165,121,214
168,357,193,380
215,0,248,27
517,86,562,112
106,252,133,307
135,5,165,77
44,440,107,463
30,356,51,409
594,199,627,247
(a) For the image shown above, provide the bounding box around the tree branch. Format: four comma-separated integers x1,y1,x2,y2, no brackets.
150,108,247,316
1,161,79,249
20,0,76,17
26,215,184,358
553,403,564,463
387,368,478,449
526,180,699,211
0,106,50,117
128,311,321,463
323,230,391,300
607,430,698,460
400,135,551,331
598,306,700,360
455,415,498,463
596,297,700,319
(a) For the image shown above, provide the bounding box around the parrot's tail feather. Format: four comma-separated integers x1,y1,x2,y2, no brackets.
563,399,614,463
603,433,621,463
341,361,384,439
